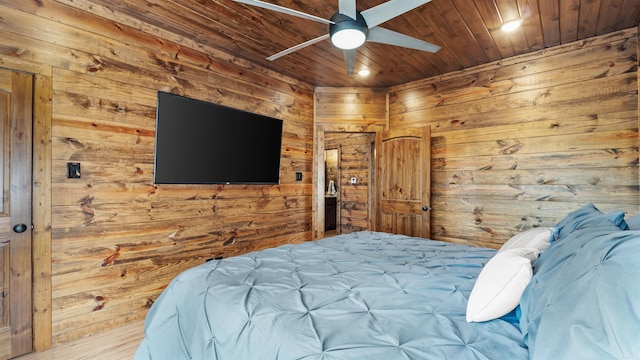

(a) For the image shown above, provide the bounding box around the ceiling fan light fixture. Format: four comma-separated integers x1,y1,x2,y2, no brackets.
501,19,522,32
239,0,442,74
332,29,366,49
330,12,369,50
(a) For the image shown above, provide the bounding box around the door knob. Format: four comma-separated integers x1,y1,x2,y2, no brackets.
12,223,28,233
422,206,430,212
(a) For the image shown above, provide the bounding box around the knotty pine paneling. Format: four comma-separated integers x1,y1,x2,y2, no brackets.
389,28,640,249
0,0,313,347
315,87,388,128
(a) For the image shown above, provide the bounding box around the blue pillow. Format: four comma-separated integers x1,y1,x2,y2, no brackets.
519,218,640,359
498,305,521,326
554,203,626,240
623,213,640,230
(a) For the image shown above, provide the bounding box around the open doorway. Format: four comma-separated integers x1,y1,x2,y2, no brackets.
324,148,339,236
316,132,376,239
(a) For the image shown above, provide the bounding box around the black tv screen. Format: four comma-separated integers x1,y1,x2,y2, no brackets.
154,91,283,184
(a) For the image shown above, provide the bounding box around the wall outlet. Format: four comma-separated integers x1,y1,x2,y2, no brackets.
350,177,357,185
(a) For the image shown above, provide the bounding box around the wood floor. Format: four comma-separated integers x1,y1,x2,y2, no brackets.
14,321,144,360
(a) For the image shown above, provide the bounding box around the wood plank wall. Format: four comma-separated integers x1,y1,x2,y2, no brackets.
0,0,314,347
314,87,388,129
388,28,639,249
325,132,376,234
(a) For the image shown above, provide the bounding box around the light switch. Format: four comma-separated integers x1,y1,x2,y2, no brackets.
350,177,357,185
67,162,81,178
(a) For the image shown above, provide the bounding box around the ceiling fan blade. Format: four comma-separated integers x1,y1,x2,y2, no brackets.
267,34,330,61
338,0,357,20
367,27,440,53
343,49,356,74
234,0,333,25
361,0,432,28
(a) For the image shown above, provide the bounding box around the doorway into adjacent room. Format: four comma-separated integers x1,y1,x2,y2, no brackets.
323,148,339,236
317,132,376,238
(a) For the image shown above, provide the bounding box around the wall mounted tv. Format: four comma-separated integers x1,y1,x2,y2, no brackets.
154,91,283,184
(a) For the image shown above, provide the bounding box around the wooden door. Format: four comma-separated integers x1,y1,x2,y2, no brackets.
377,126,431,237
0,69,33,359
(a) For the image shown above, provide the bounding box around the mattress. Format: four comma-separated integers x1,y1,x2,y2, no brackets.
135,231,527,359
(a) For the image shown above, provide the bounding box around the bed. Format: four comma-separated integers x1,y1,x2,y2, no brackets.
135,204,640,359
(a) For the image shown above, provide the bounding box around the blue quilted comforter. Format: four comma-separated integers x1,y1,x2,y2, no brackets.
135,231,527,359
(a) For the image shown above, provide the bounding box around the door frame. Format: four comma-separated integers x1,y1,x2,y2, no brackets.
1,56,53,352
313,124,384,240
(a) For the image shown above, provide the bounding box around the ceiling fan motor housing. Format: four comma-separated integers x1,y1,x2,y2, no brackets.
329,12,369,49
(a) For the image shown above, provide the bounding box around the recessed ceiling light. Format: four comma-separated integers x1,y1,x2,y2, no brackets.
501,19,522,32
358,69,370,76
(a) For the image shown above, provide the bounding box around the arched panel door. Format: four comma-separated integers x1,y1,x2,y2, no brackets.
377,126,430,238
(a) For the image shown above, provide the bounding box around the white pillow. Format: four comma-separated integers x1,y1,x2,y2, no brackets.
497,227,553,254
466,248,539,322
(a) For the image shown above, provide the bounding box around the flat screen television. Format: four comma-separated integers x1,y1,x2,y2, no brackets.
154,91,283,184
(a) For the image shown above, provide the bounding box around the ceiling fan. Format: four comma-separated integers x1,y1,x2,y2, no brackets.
234,0,441,74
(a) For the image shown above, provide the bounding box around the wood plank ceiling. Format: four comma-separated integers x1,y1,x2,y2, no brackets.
66,0,640,87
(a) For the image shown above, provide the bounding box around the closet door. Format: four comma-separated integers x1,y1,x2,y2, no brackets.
0,69,33,359
377,126,431,237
